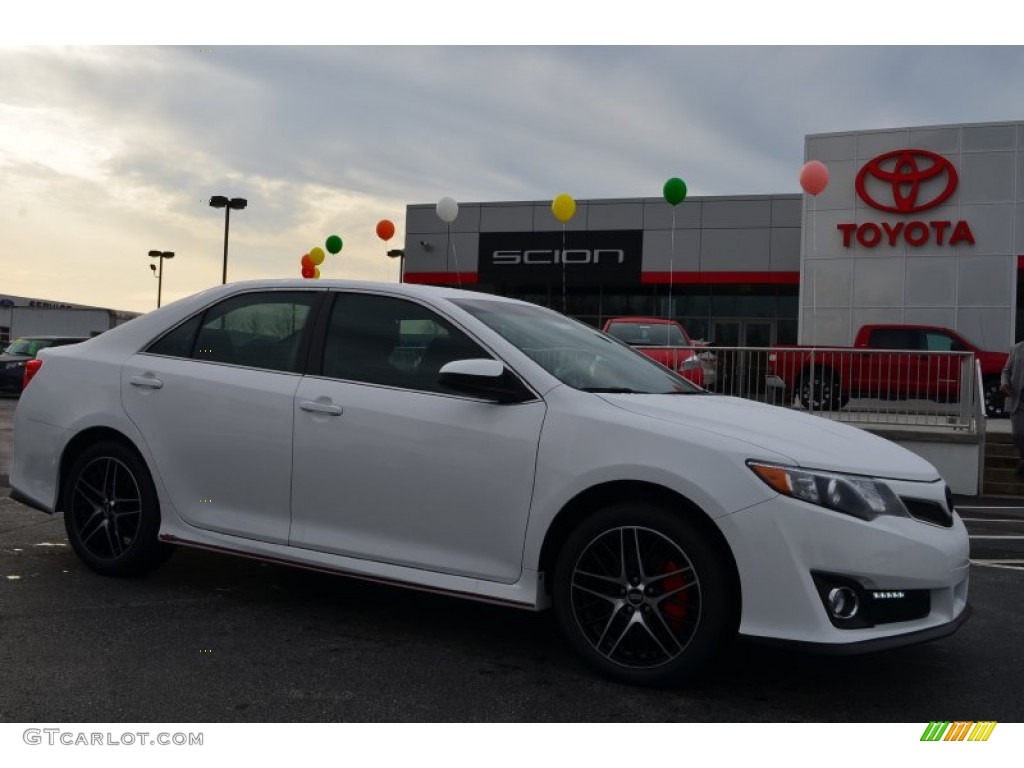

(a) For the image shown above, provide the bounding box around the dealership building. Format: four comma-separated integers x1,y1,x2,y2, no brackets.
402,120,1024,354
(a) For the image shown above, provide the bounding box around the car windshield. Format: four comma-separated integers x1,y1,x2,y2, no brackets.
4,338,52,356
451,299,701,395
605,321,688,347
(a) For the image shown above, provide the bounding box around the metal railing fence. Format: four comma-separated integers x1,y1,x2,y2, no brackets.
654,346,981,433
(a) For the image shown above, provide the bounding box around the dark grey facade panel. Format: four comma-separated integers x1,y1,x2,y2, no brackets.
771,197,802,227
700,229,772,271
701,198,773,229
770,228,802,271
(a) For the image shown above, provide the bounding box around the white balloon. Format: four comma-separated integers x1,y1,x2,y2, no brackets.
436,196,459,224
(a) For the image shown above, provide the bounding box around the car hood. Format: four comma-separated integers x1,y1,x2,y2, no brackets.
598,393,941,482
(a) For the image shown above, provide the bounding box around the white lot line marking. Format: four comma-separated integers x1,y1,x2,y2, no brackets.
968,535,1024,539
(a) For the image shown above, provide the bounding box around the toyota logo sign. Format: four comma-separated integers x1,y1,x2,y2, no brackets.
855,149,958,213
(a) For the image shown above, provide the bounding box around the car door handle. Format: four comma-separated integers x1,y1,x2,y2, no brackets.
129,375,164,389
299,400,344,416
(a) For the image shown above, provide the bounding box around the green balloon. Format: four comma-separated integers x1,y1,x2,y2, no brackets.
663,177,687,206
325,234,343,254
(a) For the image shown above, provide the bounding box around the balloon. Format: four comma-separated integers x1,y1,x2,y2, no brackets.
325,235,343,254
376,219,395,241
663,177,687,206
314,266,321,279
551,193,576,223
300,254,313,269
301,264,314,279
436,196,458,224
309,247,325,266
800,160,829,196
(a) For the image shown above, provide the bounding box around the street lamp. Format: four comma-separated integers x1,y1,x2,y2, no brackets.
209,196,247,284
387,248,405,283
148,250,174,308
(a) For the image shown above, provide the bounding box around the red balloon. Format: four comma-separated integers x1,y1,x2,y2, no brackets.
799,160,829,196
301,264,315,279
376,219,395,242
300,254,313,269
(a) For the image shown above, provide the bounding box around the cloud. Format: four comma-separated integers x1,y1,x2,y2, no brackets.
2,45,1024,312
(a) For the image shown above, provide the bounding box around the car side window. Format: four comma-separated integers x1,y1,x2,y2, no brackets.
146,292,317,373
322,293,490,393
923,332,957,352
869,328,919,350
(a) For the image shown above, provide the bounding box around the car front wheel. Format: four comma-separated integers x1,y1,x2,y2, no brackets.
63,441,172,576
553,502,736,687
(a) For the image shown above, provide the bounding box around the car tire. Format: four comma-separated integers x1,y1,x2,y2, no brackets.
552,501,737,688
63,441,173,577
983,375,1007,419
797,368,844,411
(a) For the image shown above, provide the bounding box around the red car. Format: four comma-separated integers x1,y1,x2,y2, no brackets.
602,317,716,388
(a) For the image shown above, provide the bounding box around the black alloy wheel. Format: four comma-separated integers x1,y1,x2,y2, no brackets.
63,441,172,576
798,369,845,411
553,502,736,687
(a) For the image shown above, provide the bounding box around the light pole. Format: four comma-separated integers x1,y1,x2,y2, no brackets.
209,196,247,284
387,248,405,283
148,250,174,308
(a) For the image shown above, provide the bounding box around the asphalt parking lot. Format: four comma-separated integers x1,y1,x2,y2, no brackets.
1,396,1022,722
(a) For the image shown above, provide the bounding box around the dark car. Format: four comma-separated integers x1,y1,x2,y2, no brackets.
0,336,89,395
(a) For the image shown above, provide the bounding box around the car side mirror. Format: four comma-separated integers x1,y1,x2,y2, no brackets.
438,359,533,404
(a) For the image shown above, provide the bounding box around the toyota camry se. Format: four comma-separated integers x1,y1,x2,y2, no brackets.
10,280,970,687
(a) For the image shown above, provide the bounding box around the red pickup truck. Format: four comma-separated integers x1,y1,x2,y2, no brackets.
602,317,716,388
766,324,1007,417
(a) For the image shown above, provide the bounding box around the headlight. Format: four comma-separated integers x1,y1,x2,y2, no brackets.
747,461,908,521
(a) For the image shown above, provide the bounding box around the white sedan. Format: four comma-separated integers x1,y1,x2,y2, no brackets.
10,280,970,687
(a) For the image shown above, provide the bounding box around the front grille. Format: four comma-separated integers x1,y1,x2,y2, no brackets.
900,496,953,528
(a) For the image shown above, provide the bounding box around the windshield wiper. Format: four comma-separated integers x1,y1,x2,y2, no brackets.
579,387,646,394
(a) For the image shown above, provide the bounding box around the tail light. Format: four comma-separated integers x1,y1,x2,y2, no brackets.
23,359,43,389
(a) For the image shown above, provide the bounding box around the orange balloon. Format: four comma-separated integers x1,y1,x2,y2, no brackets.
376,219,395,241
300,254,313,269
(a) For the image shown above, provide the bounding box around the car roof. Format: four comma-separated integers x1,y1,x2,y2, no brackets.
13,335,90,340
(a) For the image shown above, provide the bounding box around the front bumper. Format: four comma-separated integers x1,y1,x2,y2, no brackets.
717,481,971,651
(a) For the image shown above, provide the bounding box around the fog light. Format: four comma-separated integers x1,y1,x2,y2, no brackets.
827,586,860,619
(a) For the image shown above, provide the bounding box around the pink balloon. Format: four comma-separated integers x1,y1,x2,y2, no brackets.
799,160,829,196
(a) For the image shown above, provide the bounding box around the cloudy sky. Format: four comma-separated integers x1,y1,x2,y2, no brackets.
2,38,1022,313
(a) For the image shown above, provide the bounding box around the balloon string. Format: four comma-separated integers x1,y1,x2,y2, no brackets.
668,208,676,321
811,195,816,345
452,229,461,287
561,224,567,313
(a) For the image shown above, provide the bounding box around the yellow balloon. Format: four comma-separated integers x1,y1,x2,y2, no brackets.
314,266,321,279
309,247,326,266
552,193,576,223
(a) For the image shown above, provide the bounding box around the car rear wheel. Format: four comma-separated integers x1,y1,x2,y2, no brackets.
553,502,736,687
797,368,847,411
63,441,173,576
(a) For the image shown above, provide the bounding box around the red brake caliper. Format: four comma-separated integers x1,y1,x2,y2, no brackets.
660,559,690,632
